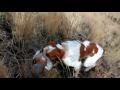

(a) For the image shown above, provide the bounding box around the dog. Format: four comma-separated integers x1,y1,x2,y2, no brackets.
32,50,53,77
33,39,104,77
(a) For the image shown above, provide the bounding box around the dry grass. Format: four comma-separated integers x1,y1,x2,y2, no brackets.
0,60,10,78
0,12,120,78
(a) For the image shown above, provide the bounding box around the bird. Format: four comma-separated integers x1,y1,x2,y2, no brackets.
32,50,53,77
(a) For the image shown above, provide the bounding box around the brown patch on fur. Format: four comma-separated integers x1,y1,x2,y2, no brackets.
48,41,56,47
45,41,65,61
86,43,98,57
59,49,65,59
80,43,98,60
46,49,65,60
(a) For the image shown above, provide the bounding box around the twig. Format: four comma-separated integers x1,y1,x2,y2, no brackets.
56,56,65,70
15,73,20,78
12,55,22,78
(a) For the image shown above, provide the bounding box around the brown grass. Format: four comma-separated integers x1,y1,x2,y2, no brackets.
0,12,120,78
0,60,10,78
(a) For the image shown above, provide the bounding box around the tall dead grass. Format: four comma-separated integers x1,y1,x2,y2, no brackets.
0,12,120,78
0,60,10,78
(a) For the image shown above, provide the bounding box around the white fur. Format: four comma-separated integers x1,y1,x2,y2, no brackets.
56,44,63,49
44,45,55,53
92,49,95,54
81,40,90,48
42,51,53,71
45,58,53,70
61,41,82,74
84,47,86,51
41,56,46,61
83,44,104,71
33,50,40,59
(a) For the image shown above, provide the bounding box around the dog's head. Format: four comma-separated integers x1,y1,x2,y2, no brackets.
32,41,65,74
43,41,63,60
32,49,53,74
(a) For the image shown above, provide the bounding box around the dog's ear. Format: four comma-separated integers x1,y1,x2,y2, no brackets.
48,41,56,47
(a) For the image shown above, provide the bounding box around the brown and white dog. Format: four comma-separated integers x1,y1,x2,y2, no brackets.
32,50,53,77
33,39,104,77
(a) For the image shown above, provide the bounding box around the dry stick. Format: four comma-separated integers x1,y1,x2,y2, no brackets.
56,55,67,77
15,73,20,78
65,65,69,78
56,56,65,69
66,66,70,78
78,33,88,40
3,49,21,78
67,66,73,78
0,52,4,57
10,39,23,68
56,55,73,78
12,55,22,78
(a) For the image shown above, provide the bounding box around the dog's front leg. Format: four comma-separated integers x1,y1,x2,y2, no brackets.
73,61,82,78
